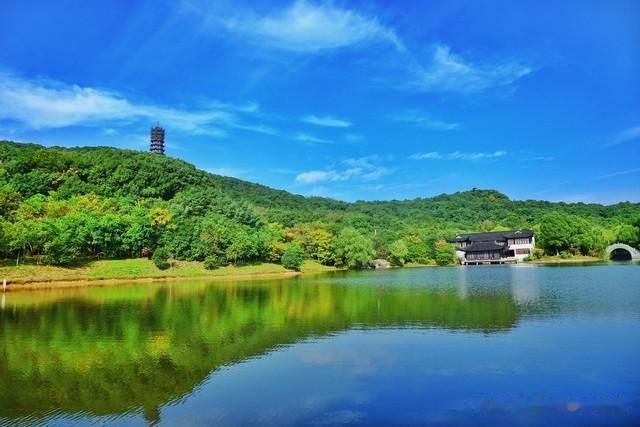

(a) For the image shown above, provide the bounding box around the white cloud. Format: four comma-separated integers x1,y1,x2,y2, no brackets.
391,111,459,131
409,45,531,94
613,125,640,145
448,150,507,160
0,72,267,137
214,0,404,53
294,132,332,144
409,151,442,160
101,128,118,136
295,156,389,184
410,150,507,160
302,114,351,127
296,170,342,183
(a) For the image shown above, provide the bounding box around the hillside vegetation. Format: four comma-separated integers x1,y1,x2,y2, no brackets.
1,141,639,269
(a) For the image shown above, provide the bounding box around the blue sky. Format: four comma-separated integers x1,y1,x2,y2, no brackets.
1,0,639,203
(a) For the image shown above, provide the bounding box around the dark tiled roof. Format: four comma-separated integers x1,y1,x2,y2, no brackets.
448,229,534,243
462,242,506,252
503,230,534,239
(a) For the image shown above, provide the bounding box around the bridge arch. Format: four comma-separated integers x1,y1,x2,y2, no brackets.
605,243,640,261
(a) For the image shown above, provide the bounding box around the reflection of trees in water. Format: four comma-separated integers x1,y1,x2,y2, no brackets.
0,280,521,421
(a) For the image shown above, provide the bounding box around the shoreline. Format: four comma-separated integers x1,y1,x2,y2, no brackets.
0,256,626,293
524,255,605,265
2,270,302,293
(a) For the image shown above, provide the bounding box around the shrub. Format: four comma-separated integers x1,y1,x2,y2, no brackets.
204,255,225,270
559,250,572,259
531,247,545,260
281,244,304,271
152,247,171,270
44,238,78,266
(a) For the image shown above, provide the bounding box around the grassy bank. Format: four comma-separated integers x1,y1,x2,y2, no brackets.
525,255,605,264
0,258,338,288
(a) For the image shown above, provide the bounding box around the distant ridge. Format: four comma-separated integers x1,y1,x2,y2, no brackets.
1,140,638,229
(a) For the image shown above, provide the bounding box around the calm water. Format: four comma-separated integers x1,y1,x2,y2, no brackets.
1,264,639,426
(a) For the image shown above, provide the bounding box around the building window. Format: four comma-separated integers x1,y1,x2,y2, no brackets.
516,248,530,255
509,238,530,245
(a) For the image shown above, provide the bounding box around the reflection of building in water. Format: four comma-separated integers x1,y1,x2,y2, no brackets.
510,265,540,305
456,267,469,299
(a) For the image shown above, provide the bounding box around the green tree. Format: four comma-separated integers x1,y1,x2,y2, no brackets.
388,239,409,266
332,227,375,269
151,247,170,270
281,244,304,271
539,213,572,254
303,223,333,264
434,239,456,266
616,224,639,247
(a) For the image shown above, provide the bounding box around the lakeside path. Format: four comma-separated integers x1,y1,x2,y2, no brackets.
0,259,338,292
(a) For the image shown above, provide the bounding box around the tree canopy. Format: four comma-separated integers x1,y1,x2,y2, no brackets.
1,141,638,268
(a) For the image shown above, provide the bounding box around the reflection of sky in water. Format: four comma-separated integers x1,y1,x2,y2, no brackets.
159,321,639,427
2,264,640,426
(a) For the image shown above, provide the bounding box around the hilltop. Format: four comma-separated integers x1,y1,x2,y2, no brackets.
1,140,638,269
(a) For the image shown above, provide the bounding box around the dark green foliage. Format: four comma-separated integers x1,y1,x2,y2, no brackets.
281,244,304,271
204,255,225,270
151,248,170,270
0,141,638,268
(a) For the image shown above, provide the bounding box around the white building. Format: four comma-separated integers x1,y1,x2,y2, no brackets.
448,230,535,265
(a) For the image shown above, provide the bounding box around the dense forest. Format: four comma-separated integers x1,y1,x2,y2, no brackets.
1,141,639,269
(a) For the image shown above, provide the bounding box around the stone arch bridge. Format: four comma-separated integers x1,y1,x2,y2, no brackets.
606,243,640,260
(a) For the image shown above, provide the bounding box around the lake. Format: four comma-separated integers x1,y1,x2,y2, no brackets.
1,264,639,426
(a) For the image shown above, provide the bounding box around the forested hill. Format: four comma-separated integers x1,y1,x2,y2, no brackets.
1,140,639,267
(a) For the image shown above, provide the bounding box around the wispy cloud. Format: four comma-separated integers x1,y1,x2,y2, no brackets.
595,167,640,180
390,110,459,131
296,169,358,184
0,72,268,136
612,125,640,145
295,156,389,184
203,0,403,53
192,3,530,95
344,133,364,142
410,150,507,160
302,114,351,127
410,151,442,160
529,156,555,161
294,132,332,144
408,45,531,94
205,166,249,178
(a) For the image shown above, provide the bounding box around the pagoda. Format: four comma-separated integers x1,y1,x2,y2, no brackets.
150,122,165,155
